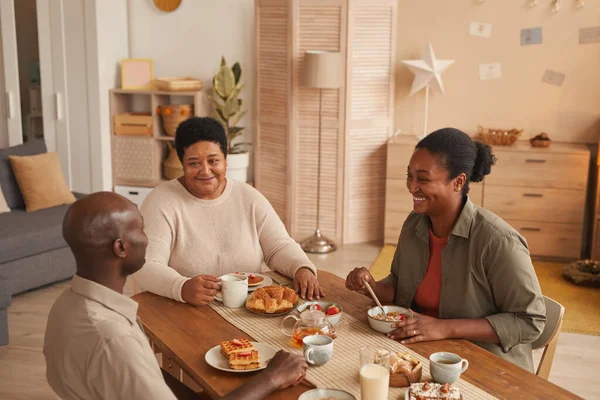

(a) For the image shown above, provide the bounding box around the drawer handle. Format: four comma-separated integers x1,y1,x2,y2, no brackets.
523,193,543,198
521,227,541,232
128,191,139,195
525,159,547,164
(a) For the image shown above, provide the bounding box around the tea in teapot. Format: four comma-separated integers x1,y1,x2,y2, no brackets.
281,309,335,347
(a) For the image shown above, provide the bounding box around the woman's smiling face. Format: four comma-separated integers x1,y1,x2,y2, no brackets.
182,141,227,200
406,148,462,217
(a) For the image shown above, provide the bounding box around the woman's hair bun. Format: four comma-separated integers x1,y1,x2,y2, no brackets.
471,141,496,182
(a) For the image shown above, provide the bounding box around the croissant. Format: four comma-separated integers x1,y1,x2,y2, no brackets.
247,285,298,314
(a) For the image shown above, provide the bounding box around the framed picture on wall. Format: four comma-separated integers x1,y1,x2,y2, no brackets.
121,58,154,90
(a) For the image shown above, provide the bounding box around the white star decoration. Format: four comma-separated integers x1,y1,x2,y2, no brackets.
402,42,455,95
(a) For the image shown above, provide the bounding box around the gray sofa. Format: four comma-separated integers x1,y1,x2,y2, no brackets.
0,140,77,345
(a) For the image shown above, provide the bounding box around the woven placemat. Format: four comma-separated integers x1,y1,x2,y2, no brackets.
209,273,496,399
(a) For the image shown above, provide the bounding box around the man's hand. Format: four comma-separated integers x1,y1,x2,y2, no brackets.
181,275,220,306
264,351,308,389
345,267,375,296
387,311,451,344
293,268,324,300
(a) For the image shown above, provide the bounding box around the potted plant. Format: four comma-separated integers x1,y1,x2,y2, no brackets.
212,56,250,182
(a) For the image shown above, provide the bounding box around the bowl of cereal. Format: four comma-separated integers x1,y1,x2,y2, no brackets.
367,305,414,334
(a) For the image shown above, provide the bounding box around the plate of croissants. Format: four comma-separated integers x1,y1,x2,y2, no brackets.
246,285,299,316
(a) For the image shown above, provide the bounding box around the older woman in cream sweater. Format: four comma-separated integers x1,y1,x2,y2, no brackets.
133,117,322,306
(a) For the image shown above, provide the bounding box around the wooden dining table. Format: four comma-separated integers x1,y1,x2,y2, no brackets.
133,271,581,400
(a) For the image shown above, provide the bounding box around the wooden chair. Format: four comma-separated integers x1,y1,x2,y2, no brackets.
532,296,565,379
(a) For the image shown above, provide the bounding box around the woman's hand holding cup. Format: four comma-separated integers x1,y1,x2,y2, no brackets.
181,274,221,306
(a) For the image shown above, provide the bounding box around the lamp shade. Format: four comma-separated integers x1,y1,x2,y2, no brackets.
301,51,343,89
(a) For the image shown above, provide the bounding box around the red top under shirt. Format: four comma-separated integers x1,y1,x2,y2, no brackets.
413,230,448,318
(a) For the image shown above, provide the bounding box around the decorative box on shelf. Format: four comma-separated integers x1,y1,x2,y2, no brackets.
154,77,203,92
113,112,153,136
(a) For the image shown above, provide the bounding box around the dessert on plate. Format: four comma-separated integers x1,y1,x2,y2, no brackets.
220,338,261,370
408,381,460,399
247,273,265,286
246,285,299,314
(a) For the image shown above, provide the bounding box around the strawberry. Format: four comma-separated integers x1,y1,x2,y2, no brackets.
232,339,244,346
399,314,406,321
238,352,251,357
326,305,340,315
249,274,256,279
309,304,323,311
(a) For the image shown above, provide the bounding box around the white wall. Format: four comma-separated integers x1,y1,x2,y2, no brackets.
63,0,92,193
86,0,129,191
395,0,600,143
127,0,255,178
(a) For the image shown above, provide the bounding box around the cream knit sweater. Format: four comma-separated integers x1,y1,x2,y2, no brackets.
133,178,316,302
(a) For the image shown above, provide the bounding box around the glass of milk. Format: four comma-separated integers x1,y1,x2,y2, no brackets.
359,347,390,400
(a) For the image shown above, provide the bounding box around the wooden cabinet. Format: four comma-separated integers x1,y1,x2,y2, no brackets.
254,0,397,245
488,143,589,260
384,138,590,260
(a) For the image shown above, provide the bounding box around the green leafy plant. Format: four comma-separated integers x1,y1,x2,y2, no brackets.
212,56,250,154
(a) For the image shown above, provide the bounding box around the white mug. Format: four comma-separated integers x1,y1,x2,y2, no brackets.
219,274,248,308
302,335,334,366
429,352,469,384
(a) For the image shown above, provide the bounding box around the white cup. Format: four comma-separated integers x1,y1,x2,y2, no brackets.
429,352,469,384
302,334,334,366
219,274,248,308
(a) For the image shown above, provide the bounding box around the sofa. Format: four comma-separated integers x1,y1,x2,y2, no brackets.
0,140,78,345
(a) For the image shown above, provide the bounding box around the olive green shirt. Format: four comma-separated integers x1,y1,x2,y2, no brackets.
384,198,546,372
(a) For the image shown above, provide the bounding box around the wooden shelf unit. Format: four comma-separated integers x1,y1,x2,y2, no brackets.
109,89,208,190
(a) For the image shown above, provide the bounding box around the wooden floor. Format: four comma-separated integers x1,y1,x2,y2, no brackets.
0,242,599,399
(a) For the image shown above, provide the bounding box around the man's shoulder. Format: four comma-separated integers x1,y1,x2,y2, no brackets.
47,290,139,341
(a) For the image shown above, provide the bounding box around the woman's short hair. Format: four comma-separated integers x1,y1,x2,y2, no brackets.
174,117,228,161
415,127,496,195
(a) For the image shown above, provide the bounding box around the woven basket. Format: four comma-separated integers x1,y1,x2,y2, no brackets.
530,138,552,148
389,361,422,387
154,77,203,91
157,104,194,137
475,125,522,146
163,142,183,180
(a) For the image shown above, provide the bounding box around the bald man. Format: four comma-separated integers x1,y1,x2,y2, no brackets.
43,192,307,400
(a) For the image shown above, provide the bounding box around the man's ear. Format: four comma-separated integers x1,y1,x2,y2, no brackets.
112,238,127,258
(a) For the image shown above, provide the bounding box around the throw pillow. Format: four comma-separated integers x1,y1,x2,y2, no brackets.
8,152,76,212
0,187,9,213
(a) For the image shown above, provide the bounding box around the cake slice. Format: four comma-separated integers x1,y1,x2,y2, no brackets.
220,338,254,358
409,382,460,399
228,350,260,370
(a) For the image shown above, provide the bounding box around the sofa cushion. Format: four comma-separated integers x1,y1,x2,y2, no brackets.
9,152,76,212
0,139,47,209
0,204,71,265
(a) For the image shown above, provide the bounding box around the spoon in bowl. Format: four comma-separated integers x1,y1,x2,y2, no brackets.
361,277,387,320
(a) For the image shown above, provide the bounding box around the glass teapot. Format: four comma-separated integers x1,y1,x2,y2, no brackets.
281,309,335,347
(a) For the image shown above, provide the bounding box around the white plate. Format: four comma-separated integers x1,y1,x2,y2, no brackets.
204,342,277,373
404,389,464,399
242,272,273,292
213,272,274,302
298,388,356,400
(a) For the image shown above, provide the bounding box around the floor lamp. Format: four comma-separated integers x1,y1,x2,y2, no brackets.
299,51,342,254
